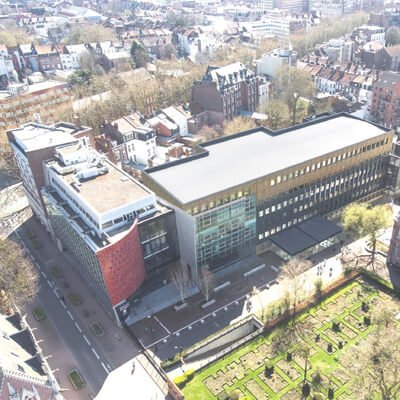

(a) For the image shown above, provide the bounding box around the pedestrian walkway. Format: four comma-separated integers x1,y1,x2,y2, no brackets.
125,283,200,326
19,216,140,369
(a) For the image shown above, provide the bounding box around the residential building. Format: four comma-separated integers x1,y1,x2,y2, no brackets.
0,311,61,400
370,71,400,132
8,124,179,324
255,48,297,78
317,39,355,64
360,41,385,69
158,106,189,137
0,46,18,89
353,25,385,45
381,45,400,72
101,113,157,166
60,44,92,70
144,114,393,280
190,62,261,125
0,81,72,139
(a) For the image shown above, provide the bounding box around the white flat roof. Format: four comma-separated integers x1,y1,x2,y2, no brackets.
147,115,389,204
12,124,76,152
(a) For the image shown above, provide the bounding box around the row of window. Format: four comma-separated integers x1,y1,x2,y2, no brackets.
258,210,319,240
270,138,389,186
189,189,251,215
260,172,382,217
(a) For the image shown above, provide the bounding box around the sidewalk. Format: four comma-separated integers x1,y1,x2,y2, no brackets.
20,216,140,368
24,301,92,400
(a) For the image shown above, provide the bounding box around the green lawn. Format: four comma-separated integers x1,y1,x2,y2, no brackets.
182,279,398,400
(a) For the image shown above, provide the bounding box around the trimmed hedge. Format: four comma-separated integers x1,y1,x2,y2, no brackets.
173,369,195,389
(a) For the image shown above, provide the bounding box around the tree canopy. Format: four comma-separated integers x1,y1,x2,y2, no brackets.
66,24,116,45
0,238,38,313
130,41,148,69
273,67,314,124
0,28,30,46
386,27,400,47
342,203,392,266
223,116,256,135
260,99,291,130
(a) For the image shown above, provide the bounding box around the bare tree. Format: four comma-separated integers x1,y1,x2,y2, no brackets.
279,258,312,322
199,266,215,302
346,327,400,400
0,183,32,240
0,237,39,313
170,261,190,304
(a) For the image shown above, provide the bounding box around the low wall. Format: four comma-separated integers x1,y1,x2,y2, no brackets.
184,317,262,363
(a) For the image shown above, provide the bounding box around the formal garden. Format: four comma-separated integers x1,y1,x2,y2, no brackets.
181,277,400,399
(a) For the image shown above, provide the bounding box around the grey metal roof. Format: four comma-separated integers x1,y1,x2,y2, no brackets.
270,227,317,256
269,216,342,256
298,215,342,242
147,115,388,204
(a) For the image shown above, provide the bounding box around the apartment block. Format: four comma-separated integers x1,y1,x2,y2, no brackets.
144,114,393,281
191,63,261,125
370,71,400,132
0,81,72,140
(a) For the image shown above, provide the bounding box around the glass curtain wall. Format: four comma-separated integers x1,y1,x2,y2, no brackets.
195,195,256,271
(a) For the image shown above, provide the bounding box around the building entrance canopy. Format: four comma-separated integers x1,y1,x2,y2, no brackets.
269,216,342,257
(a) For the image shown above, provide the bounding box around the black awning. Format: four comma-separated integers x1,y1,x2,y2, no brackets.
269,216,342,256
270,227,318,256
298,216,342,242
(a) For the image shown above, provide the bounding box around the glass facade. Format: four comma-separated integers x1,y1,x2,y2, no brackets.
139,210,179,271
195,195,256,270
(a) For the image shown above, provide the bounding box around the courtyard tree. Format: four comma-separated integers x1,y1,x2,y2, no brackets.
0,238,38,313
272,67,314,125
279,258,312,322
386,27,400,47
68,69,94,88
199,266,215,302
259,99,291,130
348,327,400,400
223,116,256,136
170,262,191,304
342,203,392,268
130,41,148,69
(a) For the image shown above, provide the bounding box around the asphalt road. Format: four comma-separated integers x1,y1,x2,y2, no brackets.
17,228,112,395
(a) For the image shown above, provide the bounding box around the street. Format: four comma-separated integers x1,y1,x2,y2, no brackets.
17,226,112,395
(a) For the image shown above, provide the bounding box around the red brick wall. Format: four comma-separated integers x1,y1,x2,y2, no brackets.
97,220,145,306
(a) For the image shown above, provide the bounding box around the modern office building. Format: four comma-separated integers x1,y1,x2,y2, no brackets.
7,122,94,229
144,113,393,281
8,123,179,324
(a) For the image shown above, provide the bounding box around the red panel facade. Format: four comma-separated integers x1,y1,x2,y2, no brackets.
96,220,145,306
